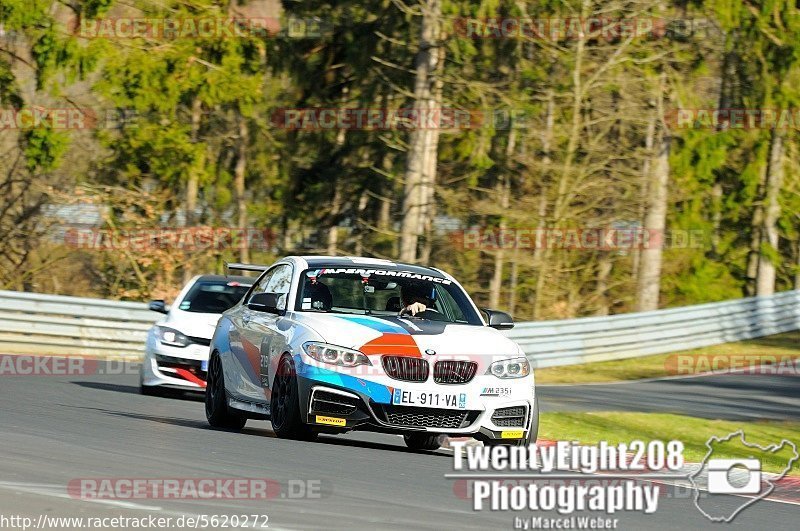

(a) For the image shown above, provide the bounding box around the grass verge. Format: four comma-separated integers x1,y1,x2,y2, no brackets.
535,331,800,384
539,411,800,475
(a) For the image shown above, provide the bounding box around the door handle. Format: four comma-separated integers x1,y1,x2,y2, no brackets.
242,313,251,325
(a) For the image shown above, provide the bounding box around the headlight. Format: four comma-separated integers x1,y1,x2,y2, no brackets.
303,342,371,367
156,326,191,347
486,357,530,379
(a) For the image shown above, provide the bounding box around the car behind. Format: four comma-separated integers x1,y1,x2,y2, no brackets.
139,274,252,395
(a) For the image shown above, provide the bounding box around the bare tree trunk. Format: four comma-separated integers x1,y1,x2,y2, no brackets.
234,117,249,263
536,9,584,313
633,113,655,281
353,190,369,256
377,151,393,232
711,44,735,257
185,96,202,227
488,177,510,308
489,128,517,308
636,76,670,312
326,125,348,255
324,86,350,256
710,182,723,255
399,0,442,262
794,241,800,290
535,7,586,318
595,253,612,316
379,196,391,231
326,186,342,255
417,139,437,263
552,0,587,223
508,249,519,315
746,163,766,296
756,129,786,296
531,87,554,319
182,97,202,283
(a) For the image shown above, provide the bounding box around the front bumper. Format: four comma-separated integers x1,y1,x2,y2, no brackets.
140,335,210,390
294,356,536,441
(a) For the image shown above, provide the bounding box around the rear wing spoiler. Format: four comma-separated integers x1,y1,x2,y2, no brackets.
225,262,269,275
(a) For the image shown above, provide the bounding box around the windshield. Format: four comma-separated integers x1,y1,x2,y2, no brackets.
177,280,251,314
294,268,482,325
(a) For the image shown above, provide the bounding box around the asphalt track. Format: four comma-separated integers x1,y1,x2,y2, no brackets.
537,372,800,421
0,363,797,530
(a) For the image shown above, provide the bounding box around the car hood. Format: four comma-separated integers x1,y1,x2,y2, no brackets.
161,310,223,340
291,313,521,358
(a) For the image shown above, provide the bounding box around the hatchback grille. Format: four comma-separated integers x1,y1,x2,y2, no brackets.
433,360,478,384
187,336,211,346
155,354,205,372
491,405,527,427
382,356,429,382
377,405,476,429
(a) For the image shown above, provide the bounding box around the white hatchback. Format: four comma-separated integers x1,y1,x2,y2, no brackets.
139,274,253,396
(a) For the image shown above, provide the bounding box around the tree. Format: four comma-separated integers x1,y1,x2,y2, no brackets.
399,0,443,263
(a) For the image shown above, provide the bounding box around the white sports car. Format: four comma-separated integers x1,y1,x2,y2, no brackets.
206,256,538,450
140,274,253,395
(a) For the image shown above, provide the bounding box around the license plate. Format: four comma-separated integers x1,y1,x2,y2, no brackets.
201,360,208,371
392,389,467,409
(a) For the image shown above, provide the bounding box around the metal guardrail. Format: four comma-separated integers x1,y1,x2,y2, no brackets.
0,290,155,358
505,290,800,368
1,289,798,366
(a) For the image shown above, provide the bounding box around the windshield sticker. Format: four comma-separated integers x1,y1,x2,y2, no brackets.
306,268,452,285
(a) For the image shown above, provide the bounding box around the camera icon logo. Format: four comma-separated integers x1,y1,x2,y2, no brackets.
707,458,761,494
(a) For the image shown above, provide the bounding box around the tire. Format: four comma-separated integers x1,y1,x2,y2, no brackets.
486,396,539,448
270,354,316,441
403,433,442,451
205,352,247,430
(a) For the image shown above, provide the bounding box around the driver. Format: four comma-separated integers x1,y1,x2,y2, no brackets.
400,282,436,316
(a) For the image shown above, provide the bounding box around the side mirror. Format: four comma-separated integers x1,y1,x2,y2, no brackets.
148,300,169,314
248,292,285,315
483,308,514,330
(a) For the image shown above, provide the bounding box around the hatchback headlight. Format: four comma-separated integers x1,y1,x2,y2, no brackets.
486,357,530,379
303,342,371,367
156,326,191,347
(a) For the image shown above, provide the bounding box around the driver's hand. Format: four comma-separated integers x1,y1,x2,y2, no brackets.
402,302,427,316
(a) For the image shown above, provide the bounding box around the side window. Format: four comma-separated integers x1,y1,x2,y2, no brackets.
264,264,292,296
248,264,292,310
246,269,277,303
